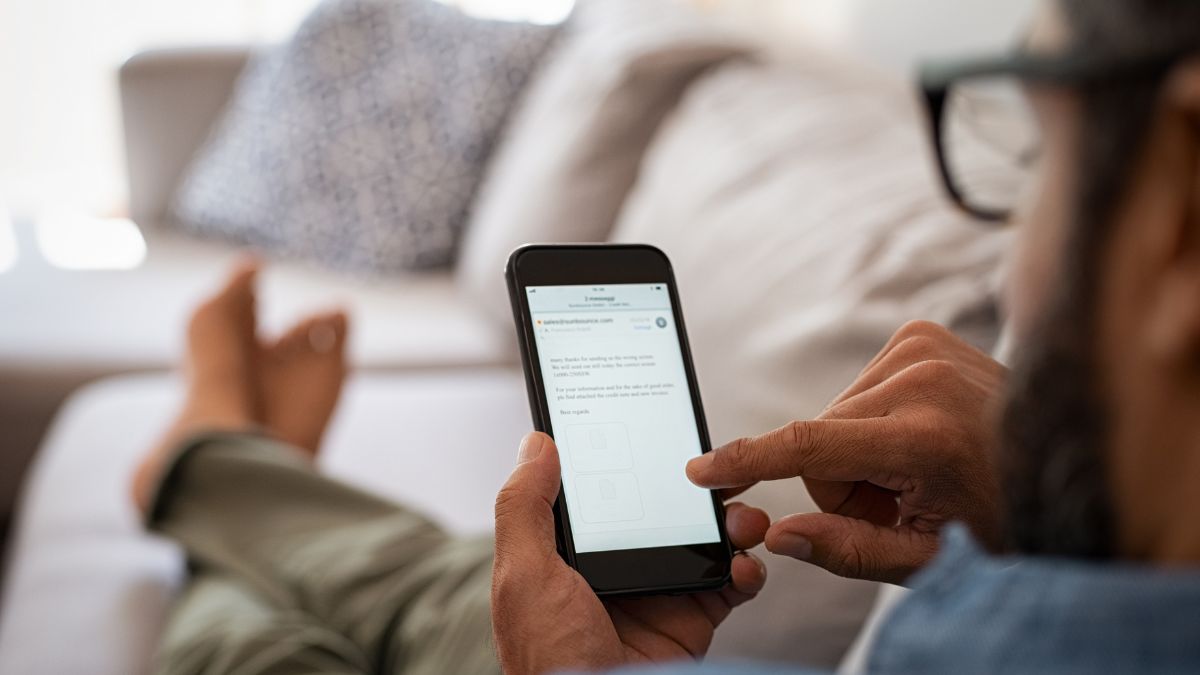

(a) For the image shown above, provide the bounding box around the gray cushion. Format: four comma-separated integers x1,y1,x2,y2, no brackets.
170,0,557,273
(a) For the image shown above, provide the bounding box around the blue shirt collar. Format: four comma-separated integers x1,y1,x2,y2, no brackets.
868,524,1200,674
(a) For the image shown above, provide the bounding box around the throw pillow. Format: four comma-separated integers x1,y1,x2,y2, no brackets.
455,0,753,325
170,0,558,273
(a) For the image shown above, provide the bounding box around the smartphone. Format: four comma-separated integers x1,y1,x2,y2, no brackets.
505,244,732,596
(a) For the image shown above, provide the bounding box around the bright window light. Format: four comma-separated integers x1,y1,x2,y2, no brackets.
441,0,575,24
35,210,147,271
0,204,15,274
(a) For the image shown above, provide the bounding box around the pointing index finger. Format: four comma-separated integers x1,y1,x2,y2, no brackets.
687,418,900,488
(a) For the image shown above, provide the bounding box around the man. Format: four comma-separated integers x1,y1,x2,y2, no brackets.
490,0,1200,672
487,0,1200,667
139,0,1200,673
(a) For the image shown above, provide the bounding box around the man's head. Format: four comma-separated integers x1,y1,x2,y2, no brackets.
1001,0,1200,561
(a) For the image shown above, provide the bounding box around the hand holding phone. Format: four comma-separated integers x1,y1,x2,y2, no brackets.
491,430,769,675
505,244,740,594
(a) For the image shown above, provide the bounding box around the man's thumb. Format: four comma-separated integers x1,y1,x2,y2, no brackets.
765,513,940,585
494,432,562,563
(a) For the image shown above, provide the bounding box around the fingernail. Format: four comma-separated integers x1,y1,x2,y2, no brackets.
773,533,813,561
518,433,546,464
737,551,766,576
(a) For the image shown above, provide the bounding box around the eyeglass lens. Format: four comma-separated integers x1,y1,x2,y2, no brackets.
942,75,1042,218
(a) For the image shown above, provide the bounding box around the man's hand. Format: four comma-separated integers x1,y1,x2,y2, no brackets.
687,321,1006,585
492,432,769,675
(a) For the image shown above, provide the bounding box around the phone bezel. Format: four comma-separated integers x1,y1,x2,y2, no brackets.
505,244,733,596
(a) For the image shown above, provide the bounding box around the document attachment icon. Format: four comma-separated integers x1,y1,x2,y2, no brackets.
565,422,633,473
575,473,644,523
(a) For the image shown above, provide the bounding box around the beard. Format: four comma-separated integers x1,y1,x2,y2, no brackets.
993,58,1151,561
997,289,1117,559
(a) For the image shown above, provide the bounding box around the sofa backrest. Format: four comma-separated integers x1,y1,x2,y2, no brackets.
119,47,249,230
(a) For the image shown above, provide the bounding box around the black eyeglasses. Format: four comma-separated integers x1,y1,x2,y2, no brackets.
919,49,1184,223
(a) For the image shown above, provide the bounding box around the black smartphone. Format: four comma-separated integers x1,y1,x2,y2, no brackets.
505,244,732,596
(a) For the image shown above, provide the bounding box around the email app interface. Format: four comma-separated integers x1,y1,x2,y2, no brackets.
527,283,721,553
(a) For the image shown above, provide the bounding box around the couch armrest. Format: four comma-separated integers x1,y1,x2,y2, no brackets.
120,47,251,230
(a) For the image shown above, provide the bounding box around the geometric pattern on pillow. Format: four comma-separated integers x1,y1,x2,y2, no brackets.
170,0,558,273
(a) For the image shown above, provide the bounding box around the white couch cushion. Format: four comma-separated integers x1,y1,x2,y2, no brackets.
613,53,1009,441
609,51,1010,663
457,0,752,326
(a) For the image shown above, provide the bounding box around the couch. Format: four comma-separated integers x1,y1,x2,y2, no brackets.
0,2,1027,672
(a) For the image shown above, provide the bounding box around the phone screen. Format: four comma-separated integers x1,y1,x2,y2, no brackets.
526,283,721,554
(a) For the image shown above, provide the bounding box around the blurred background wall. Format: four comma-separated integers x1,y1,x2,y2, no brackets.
0,0,1036,223
743,0,1039,63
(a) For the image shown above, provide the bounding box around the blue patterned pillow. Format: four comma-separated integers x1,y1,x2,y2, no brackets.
170,0,558,273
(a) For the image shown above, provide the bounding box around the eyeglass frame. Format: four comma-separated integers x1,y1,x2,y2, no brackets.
919,49,1186,223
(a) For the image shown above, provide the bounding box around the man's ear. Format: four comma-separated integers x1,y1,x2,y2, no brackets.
1145,60,1200,362
1137,61,1200,362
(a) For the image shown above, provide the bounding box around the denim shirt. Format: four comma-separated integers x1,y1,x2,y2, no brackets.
609,525,1200,675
